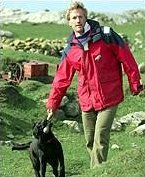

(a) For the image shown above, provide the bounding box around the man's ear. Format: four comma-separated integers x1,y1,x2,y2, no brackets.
68,21,72,27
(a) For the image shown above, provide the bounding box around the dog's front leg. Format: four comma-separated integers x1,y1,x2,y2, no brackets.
34,170,41,177
59,165,65,177
58,147,65,177
52,166,58,177
40,161,47,177
30,153,41,177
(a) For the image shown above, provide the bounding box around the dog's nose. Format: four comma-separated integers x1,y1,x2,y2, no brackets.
43,126,49,133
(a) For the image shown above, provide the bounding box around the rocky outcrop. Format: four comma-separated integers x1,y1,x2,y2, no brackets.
0,9,66,24
112,111,145,135
0,30,13,38
1,8,145,25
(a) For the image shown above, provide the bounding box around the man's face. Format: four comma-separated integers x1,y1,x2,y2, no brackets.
69,8,86,36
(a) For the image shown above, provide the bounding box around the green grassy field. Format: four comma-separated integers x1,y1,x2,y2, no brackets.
2,21,144,63
2,22,71,40
1,21,145,177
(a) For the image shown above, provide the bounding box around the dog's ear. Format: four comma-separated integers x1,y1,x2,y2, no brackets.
32,121,41,138
33,128,38,138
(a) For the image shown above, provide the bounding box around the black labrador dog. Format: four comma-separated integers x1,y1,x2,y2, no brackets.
12,119,65,177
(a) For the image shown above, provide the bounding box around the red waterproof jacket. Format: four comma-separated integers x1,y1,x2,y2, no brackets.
46,19,141,111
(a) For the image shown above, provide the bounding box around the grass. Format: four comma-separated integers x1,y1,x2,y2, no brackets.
2,48,59,64
2,21,144,64
2,22,71,40
1,116,145,177
2,21,144,41
1,21,145,177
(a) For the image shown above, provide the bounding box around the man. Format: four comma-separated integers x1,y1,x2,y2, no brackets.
46,2,143,169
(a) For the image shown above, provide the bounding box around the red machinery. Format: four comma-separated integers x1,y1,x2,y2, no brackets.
2,61,49,84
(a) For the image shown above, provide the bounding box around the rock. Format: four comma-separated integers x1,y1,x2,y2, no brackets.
0,141,5,146
119,111,145,127
0,30,13,38
60,96,69,107
111,119,124,131
138,62,145,74
130,124,145,135
6,134,15,139
63,120,81,133
0,140,13,146
131,142,138,148
64,101,80,117
111,144,120,150
54,109,66,121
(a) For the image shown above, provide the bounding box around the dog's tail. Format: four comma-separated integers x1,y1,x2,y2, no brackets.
12,141,31,151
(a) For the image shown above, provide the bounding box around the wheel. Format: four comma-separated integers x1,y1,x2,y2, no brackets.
8,62,23,83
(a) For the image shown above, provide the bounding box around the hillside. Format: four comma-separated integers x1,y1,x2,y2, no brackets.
1,8,145,25
0,16,145,177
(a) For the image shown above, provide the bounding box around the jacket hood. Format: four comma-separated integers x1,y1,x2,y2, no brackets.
87,19,100,32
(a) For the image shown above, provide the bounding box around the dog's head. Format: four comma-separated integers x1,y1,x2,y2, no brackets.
33,119,53,140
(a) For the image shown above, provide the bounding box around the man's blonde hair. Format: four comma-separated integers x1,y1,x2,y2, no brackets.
66,1,88,21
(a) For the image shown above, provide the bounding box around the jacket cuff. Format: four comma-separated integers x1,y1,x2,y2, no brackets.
131,83,144,95
46,99,60,111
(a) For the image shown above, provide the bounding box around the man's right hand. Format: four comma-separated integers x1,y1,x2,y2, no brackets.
47,109,54,120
